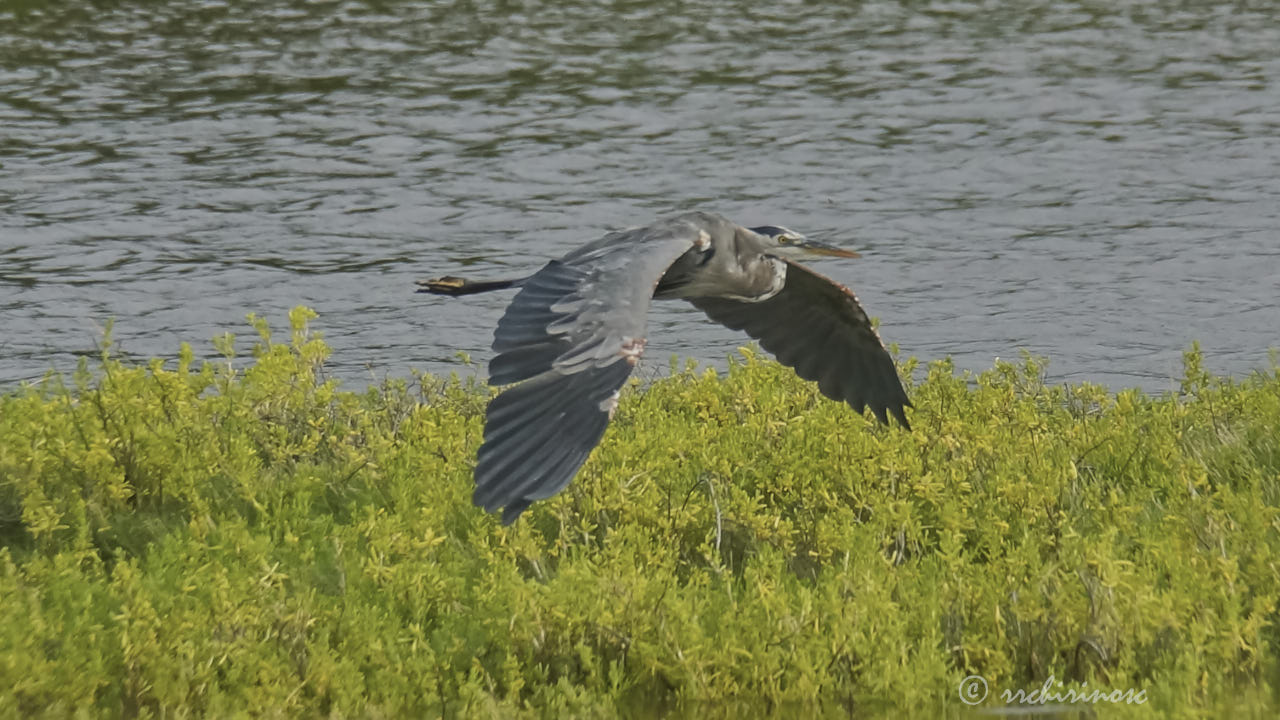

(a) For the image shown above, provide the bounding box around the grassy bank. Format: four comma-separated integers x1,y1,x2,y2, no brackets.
1,308,1277,717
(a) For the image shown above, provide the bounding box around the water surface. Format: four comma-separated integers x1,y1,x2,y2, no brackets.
2,0,1277,392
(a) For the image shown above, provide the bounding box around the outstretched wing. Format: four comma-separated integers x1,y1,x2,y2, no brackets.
691,259,911,428
474,212,727,524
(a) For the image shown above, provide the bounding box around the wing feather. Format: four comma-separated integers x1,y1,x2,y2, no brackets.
474,363,630,511
474,212,728,523
692,259,911,429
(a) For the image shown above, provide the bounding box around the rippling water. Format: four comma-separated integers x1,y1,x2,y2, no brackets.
2,0,1277,393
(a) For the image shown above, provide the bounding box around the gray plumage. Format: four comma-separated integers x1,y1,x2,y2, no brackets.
418,211,911,524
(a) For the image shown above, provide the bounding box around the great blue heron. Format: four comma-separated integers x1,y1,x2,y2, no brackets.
418,211,911,524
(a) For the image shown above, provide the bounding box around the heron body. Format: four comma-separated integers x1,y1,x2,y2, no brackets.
418,211,911,524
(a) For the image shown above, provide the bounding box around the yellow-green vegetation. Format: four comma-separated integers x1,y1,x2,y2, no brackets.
1,308,1277,718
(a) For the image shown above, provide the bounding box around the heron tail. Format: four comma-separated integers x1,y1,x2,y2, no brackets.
416,275,526,296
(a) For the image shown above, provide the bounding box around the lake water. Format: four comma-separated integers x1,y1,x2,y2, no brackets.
2,0,1278,394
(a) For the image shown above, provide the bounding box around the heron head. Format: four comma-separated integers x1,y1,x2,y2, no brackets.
749,225,861,259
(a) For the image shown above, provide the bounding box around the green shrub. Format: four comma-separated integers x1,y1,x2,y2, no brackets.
0,309,1276,718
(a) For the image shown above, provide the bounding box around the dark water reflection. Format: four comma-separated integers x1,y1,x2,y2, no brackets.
2,0,1277,392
